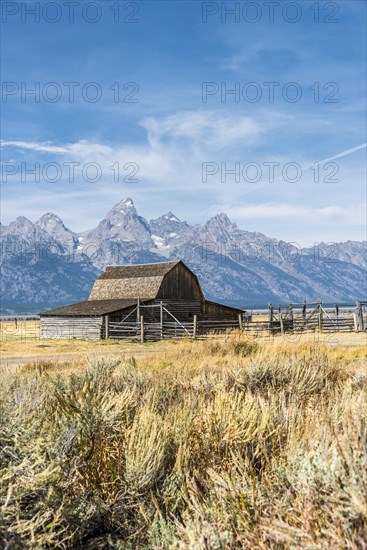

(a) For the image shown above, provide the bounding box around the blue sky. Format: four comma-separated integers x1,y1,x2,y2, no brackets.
1,0,366,245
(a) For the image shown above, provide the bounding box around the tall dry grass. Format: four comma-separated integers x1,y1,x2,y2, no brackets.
0,333,366,549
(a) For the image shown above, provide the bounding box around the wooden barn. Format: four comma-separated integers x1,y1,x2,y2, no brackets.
40,260,243,339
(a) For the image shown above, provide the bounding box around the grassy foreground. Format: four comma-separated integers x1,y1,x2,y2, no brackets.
1,334,366,549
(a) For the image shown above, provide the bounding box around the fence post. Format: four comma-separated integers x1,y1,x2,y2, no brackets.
279,306,284,335
160,301,163,340
358,301,364,331
140,315,144,344
238,313,243,330
358,302,364,332
193,315,197,339
289,302,293,321
318,301,323,333
104,315,109,339
355,301,364,331
268,303,273,335
353,313,359,332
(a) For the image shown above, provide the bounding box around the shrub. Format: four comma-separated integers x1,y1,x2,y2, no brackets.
0,341,366,548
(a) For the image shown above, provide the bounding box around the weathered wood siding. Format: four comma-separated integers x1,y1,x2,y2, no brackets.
40,316,103,340
203,301,240,320
108,306,138,322
155,299,202,319
156,263,204,301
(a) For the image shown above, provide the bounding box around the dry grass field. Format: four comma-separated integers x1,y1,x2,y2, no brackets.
1,320,366,362
1,320,147,361
0,329,366,549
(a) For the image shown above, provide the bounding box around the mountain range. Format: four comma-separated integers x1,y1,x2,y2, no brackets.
1,198,366,313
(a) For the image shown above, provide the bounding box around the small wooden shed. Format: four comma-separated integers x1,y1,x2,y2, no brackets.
40,260,242,339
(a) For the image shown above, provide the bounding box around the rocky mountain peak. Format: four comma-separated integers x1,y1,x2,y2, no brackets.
105,197,149,228
162,212,180,223
104,198,142,226
205,212,238,233
36,212,66,230
7,216,35,235
109,197,136,214
80,198,152,259
35,212,78,250
149,211,187,240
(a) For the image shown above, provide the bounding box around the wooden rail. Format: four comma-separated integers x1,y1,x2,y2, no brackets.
102,300,367,341
243,300,366,334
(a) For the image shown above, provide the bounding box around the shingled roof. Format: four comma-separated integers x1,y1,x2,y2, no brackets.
99,261,180,279
88,260,183,301
40,298,146,317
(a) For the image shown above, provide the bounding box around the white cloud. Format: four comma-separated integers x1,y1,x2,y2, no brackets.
1,111,365,244
0,140,69,153
141,110,262,149
222,203,365,223
1,111,264,187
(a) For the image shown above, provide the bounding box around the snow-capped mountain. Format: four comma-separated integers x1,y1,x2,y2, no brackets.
1,198,366,313
1,216,99,313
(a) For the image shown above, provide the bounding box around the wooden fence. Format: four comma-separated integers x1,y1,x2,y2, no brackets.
243,300,366,335
104,319,242,341
3,301,365,343
103,300,367,341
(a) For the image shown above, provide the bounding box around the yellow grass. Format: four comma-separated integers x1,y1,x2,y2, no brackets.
0,320,157,359
1,320,366,363
1,332,366,548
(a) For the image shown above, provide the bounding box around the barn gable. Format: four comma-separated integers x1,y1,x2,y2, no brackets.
88,260,204,301
156,262,204,301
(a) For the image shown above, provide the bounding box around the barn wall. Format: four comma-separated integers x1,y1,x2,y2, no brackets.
203,301,240,320
154,299,202,320
156,263,203,301
40,316,103,340
108,305,139,322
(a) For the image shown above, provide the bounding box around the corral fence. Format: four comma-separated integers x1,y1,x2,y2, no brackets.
102,300,367,341
106,319,241,341
243,300,367,335
1,301,366,342
103,302,241,341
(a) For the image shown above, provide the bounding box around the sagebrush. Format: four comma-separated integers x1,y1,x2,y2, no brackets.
1,334,366,549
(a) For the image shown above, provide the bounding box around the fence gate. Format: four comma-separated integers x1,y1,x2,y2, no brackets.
105,302,194,341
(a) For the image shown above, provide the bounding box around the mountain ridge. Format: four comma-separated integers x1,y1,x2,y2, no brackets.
1,198,366,313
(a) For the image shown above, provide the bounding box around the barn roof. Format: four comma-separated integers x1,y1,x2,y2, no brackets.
100,260,181,279
40,298,146,317
88,260,188,301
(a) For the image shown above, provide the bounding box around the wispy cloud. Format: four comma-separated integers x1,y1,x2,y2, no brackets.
314,144,367,165
0,140,69,154
222,203,365,224
141,111,263,149
1,109,365,244
1,110,265,187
